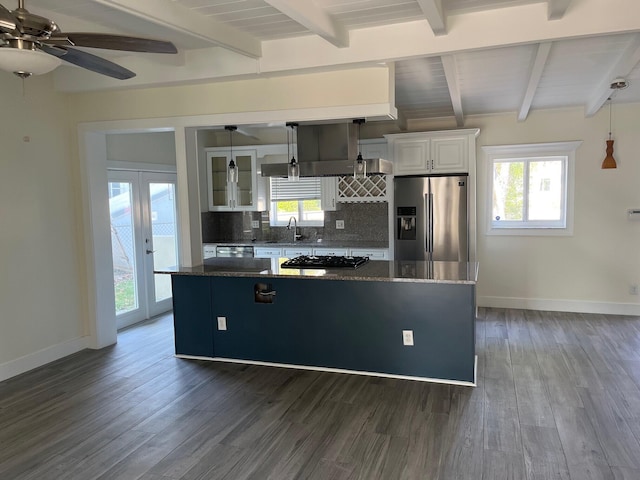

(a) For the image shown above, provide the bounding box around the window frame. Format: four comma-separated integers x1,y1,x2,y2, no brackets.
270,199,324,227
269,176,324,227
483,141,581,236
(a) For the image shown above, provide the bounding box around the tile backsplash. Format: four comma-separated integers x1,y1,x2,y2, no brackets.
202,202,388,244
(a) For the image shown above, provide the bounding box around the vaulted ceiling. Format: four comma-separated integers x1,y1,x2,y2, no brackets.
4,0,640,125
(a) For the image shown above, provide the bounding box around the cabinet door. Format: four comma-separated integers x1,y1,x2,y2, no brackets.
283,247,313,257
320,177,337,211
313,247,349,257
350,248,389,260
208,153,232,210
431,136,468,173
393,138,430,175
254,247,283,258
234,151,257,209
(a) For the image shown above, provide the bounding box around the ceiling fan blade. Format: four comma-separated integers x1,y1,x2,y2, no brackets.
47,33,177,54
40,44,136,80
0,4,17,32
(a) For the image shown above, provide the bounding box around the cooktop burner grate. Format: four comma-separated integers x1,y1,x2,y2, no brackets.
280,255,369,269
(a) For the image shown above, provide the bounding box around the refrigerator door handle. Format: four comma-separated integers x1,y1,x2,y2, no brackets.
424,193,431,254
428,192,434,258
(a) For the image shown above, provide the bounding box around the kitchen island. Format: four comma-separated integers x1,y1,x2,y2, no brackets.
157,258,478,386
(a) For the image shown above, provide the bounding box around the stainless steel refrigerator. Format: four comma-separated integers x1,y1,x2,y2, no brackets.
394,175,468,262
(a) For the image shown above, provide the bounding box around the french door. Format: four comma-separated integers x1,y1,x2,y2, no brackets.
108,170,179,329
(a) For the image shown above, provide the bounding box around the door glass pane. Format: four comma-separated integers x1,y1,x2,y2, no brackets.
236,154,253,206
149,182,178,303
492,161,524,221
210,156,229,207
109,182,139,315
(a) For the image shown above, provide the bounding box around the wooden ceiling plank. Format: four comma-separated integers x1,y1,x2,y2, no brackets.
585,34,640,116
441,55,464,127
548,0,572,20
92,0,262,58
518,42,552,121
263,0,349,48
416,0,447,35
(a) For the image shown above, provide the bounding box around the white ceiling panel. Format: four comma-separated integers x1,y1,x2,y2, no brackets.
533,34,637,109
455,44,538,115
3,0,640,123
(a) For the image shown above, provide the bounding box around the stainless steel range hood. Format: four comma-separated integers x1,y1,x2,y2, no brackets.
261,123,393,177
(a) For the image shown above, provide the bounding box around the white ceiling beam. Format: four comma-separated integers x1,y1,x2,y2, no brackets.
548,0,572,20
585,34,640,116
441,55,464,127
92,0,262,58
518,42,552,121
416,0,447,36
263,0,349,48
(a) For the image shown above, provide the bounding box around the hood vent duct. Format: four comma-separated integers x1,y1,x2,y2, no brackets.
262,123,393,177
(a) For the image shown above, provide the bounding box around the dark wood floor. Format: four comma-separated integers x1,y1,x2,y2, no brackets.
2,308,640,479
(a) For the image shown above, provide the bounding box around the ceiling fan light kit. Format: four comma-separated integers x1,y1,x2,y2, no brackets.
0,0,177,80
0,46,59,76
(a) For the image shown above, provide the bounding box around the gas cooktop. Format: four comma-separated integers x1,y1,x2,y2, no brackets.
280,255,369,269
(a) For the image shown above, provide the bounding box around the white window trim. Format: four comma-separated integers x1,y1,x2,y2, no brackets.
483,141,581,236
270,199,324,227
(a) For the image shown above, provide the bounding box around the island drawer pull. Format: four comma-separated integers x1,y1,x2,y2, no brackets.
255,283,276,303
256,289,276,296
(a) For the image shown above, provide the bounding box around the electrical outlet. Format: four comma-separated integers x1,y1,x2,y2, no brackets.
630,284,639,296
217,316,227,330
336,220,345,229
402,330,414,346
251,220,260,229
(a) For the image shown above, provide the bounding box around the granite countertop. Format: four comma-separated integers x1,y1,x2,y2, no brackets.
204,240,389,249
156,258,478,284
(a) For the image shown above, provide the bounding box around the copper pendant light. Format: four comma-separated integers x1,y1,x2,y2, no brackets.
602,98,616,169
602,78,629,169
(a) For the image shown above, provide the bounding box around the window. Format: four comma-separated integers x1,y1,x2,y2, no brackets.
270,177,324,226
483,141,581,235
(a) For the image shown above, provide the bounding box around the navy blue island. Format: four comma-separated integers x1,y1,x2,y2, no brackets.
157,258,478,386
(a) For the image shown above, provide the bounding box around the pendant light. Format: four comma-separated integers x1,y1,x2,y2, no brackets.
353,118,366,179
225,125,238,183
286,122,299,182
602,78,629,169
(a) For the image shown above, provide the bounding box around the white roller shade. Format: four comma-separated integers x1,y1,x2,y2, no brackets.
270,177,322,201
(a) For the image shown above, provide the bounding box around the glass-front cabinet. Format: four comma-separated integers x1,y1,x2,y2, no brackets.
206,148,258,211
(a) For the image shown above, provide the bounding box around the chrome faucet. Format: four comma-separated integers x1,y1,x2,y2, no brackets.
287,216,302,242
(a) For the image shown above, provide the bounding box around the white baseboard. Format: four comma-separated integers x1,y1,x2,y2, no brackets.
0,336,89,383
478,296,640,316
176,354,478,387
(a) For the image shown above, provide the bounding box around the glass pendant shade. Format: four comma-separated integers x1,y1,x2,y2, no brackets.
0,48,62,76
288,158,300,182
227,159,237,183
354,154,366,179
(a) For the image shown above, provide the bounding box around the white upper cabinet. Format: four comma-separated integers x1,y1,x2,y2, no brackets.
385,130,479,176
321,177,338,211
206,147,258,211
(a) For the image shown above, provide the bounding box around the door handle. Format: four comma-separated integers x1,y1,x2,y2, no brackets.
146,249,156,254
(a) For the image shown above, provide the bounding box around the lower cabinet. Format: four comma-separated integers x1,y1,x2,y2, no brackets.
171,269,477,382
350,248,389,260
172,276,213,357
313,247,349,256
254,247,282,258
283,247,313,257
253,245,389,259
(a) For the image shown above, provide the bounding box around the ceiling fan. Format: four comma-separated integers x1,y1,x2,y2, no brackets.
0,0,177,79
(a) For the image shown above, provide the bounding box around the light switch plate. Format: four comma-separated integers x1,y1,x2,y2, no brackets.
217,316,227,330
336,220,345,229
251,220,260,229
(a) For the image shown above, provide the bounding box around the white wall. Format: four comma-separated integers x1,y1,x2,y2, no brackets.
414,104,640,314
0,73,86,380
106,131,176,165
